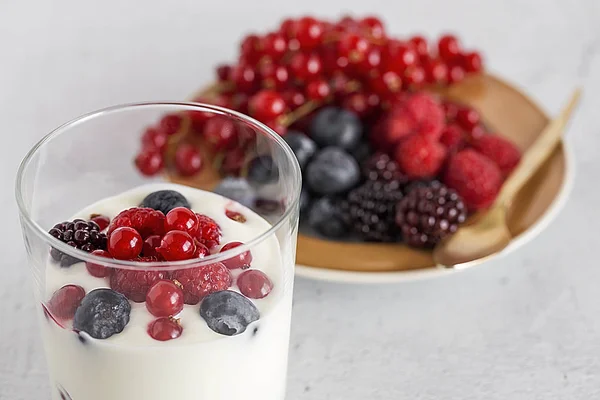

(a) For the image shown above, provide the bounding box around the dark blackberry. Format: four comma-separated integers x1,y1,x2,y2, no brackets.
342,179,404,242
362,152,408,185
395,181,467,248
48,219,107,267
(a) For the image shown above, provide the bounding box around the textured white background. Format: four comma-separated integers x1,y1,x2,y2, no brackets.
2,0,600,399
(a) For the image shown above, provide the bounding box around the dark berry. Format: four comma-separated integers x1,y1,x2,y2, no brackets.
156,230,196,261
299,188,311,217
283,131,317,171
108,227,143,260
73,289,131,339
148,317,183,341
247,156,279,186
351,141,372,164
237,270,273,299
308,197,348,238
49,220,107,267
47,285,86,320
141,190,191,215
200,290,259,336
146,280,184,318
363,152,408,184
306,147,360,196
220,241,252,270
213,178,256,208
309,107,363,151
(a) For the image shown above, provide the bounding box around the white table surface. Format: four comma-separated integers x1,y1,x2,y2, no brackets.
2,0,600,398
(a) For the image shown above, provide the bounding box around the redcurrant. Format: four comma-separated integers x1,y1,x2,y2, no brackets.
174,144,202,176
86,249,112,278
135,150,163,176
148,317,182,341
249,90,287,121
165,207,199,236
220,241,252,270
157,230,196,261
237,270,273,299
108,227,143,260
146,280,184,318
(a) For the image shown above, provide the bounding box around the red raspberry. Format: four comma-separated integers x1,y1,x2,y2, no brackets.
395,135,447,179
110,268,168,303
473,135,522,177
171,263,231,305
195,214,222,249
108,207,165,239
439,124,465,152
444,149,502,210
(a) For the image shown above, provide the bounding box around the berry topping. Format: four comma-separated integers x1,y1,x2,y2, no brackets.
107,207,166,239
444,149,502,210
306,147,360,195
200,290,259,336
396,181,467,247
110,268,167,303
225,209,247,223
141,190,191,215
309,107,363,151
171,263,231,305
284,132,318,171
49,220,107,267
142,235,162,258
395,135,447,179
47,285,86,320
213,178,256,208
237,270,273,299
174,144,203,176
108,227,143,260
146,280,184,318
148,317,183,341
362,152,407,184
73,289,131,339
85,249,112,278
193,242,210,258
473,134,521,177
195,214,222,249
89,214,110,231
156,230,196,261
247,156,279,186
308,197,349,238
165,207,200,237
220,242,253,270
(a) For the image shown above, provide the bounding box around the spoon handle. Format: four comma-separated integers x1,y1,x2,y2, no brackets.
496,89,581,207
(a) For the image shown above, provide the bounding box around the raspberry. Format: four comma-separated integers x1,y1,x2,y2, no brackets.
395,135,447,179
171,263,231,305
440,124,465,152
195,214,222,249
444,149,502,210
107,207,165,239
110,269,168,303
473,134,522,177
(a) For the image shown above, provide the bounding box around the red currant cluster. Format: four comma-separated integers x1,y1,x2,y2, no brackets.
134,15,484,179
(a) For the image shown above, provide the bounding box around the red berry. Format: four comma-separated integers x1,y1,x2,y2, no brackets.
110,268,167,302
108,207,165,238
220,241,252,270
47,285,85,320
187,95,229,133
249,90,287,122
143,235,162,258
225,209,247,223
440,124,465,152
146,280,184,317
295,16,325,49
337,33,371,63
424,59,448,84
382,93,445,143
462,51,483,73
193,242,210,258
174,144,203,176
259,63,289,90
368,70,402,96
409,35,428,57
288,52,322,81
404,66,426,90
306,79,331,101
465,124,486,141
171,263,231,305
237,270,273,299
195,214,221,249
148,317,182,341
473,134,522,177
220,147,247,175
165,207,199,236
385,42,417,71
141,128,168,153
448,65,466,84
341,92,371,118
279,18,297,38
86,249,112,278
240,34,261,64
395,135,447,179
355,47,382,76
282,90,306,110
135,150,163,176
108,227,143,260
157,230,196,261
261,32,287,60
456,107,480,130
444,149,502,210
264,119,288,136
203,115,239,151
216,64,232,81
90,215,110,231
160,114,183,136
231,64,258,93
359,16,385,39
442,101,459,121
438,34,460,61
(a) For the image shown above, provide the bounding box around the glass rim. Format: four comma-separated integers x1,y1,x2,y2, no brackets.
15,101,302,271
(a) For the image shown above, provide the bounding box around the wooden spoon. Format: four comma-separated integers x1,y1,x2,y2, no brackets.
433,88,581,267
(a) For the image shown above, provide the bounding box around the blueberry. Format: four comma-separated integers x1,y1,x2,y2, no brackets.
73,289,131,339
351,141,372,164
308,197,348,238
247,156,279,186
141,190,191,215
299,188,311,217
306,147,360,195
213,177,256,208
310,107,363,151
200,290,259,336
284,131,318,170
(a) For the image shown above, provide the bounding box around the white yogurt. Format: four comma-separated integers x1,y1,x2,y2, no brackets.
41,183,292,400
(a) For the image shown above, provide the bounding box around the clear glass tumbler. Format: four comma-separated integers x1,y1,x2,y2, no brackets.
16,103,301,400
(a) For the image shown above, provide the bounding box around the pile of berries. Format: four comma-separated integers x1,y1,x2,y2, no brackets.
45,189,273,341
134,14,485,179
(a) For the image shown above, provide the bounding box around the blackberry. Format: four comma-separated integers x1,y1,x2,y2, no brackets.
342,179,404,242
363,152,408,185
395,181,467,248
48,219,107,267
